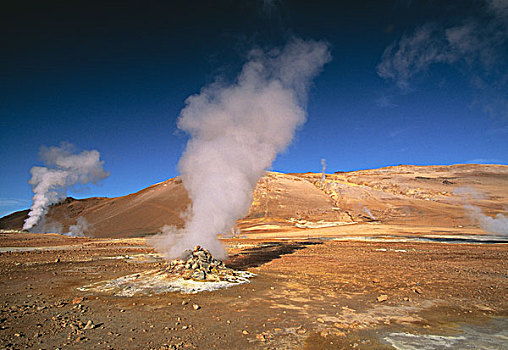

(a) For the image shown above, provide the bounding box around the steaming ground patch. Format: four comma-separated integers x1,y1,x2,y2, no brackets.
77,269,255,296
80,246,255,295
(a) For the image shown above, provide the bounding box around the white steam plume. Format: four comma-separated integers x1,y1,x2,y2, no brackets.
23,143,109,231
363,206,376,220
152,38,331,259
454,186,508,235
320,158,327,183
465,205,508,235
65,217,92,237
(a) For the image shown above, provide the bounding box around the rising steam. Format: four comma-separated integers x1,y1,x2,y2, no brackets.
151,38,331,259
23,143,109,232
65,217,93,237
454,186,508,235
465,205,508,235
320,158,327,183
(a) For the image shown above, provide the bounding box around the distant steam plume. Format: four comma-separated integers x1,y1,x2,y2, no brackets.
320,158,327,183
454,186,508,235
65,217,93,237
152,38,331,259
465,205,508,235
363,206,376,220
23,143,109,232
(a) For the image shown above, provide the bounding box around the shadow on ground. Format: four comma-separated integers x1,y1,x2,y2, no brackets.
225,241,322,269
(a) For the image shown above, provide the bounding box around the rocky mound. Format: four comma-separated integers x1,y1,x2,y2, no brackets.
166,246,243,282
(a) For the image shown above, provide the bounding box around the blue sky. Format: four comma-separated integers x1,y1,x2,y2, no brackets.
1,0,507,217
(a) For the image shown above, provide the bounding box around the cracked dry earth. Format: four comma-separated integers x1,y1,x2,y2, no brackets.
0,232,507,349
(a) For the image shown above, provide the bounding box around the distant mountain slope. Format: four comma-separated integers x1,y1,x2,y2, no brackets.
1,164,507,237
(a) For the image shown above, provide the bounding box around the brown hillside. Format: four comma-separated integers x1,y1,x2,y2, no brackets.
1,164,507,238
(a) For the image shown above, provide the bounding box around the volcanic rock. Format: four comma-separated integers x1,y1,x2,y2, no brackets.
165,246,236,282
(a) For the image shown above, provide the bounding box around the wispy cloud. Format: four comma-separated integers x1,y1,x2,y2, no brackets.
388,126,419,138
0,198,30,218
464,158,506,164
0,198,30,207
377,0,508,119
375,95,398,108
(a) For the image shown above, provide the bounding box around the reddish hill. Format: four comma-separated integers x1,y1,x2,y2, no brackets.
1,164,507,237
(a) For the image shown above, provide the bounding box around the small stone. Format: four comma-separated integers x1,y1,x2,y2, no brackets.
256,334,266,341
333,322,348,329
192,304,200,310
414,288,422,294
193,270,206,280
317,317,325,323
14,333,22,337
403,297,410,301
377,294,388,302
242,330,249,335
72,297,85,305
55,258,60,263
181,300,189,305
372,278,380,283
83,320,94,330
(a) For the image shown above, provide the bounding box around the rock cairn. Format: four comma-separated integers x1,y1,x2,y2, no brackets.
165,246,239,282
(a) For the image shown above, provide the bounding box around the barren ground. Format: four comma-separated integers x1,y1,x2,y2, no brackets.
1,164,507,349
1,226,506,349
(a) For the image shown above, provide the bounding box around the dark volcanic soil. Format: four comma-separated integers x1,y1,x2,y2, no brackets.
0,232,506,349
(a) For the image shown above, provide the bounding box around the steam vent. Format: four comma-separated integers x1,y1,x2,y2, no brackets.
78,246,254,296
166,246,237,282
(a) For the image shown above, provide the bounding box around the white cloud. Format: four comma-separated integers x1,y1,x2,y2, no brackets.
0,198,30,207
377,1,508,119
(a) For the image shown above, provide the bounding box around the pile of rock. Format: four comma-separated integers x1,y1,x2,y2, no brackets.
165,246,239,282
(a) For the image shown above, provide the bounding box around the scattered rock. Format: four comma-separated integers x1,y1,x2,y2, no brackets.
72,297,85,305
372,278,380,283
166,246,233,282
377,294,388,302
333,322,348,329
83,320,95,330
317,317,325,323
55,258,60,263
164,246,252,285
192,304,200,310
242,330,249,335
414,288,422,294
256,333,266,341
